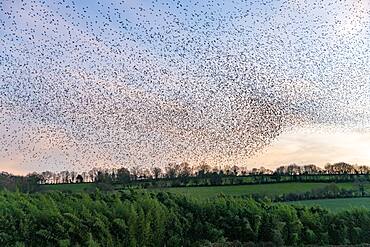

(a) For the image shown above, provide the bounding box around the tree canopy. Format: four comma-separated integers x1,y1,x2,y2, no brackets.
1,190,370,246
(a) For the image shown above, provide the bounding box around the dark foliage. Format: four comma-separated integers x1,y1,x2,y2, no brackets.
1,190,370,246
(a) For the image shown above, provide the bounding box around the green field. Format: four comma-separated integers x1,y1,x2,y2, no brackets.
40,181,369,202
39,183,97,192
39,182,370,212
151,182,356,199
286,197,370,212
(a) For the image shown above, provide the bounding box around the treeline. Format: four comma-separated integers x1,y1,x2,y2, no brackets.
2,162,370,192
2,190,370,246
38,162,370,185
0,172,42,193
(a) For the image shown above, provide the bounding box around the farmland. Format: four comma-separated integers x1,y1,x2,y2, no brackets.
286,197,370,212
41,181,364,200
150,182,357,199
5,175,370,246
41,181,370,213
39,182,97,192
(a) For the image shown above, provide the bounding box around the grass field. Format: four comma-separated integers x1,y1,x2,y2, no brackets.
285,197,370,212
40,183,97,192
39,182,370,216
150,182,357,199
40,181,369,201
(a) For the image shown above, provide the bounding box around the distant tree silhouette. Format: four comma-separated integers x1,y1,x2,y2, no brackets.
76,174,83,183
152,167,162,180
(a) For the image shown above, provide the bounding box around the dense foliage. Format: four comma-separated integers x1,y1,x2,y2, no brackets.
0,172,42,193
254,183,368,202
2,190,370,246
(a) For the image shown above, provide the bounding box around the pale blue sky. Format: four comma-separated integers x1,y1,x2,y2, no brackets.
1,0,370,174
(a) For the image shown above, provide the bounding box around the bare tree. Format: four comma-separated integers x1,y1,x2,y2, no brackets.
152,167,162,180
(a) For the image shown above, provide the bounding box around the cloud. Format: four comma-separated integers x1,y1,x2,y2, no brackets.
248,125,370,168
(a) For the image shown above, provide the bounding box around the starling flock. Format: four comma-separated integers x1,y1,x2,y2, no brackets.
1,0,369,171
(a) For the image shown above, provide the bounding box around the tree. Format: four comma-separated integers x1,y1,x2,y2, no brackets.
303,164,321,174
152,167,162,180
130,166,141,181
210,172,222,185
165,163,178,179
287,164,301,175
179,162,192,178
117,167,131,184
354,177,368,197
178,162,192,184
76,174,84,183
70,171,77,183
357,165,370,175
196,162,211,178
41,171,54,184
232,165,240,176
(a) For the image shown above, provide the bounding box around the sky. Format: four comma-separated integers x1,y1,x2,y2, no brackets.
248,125,370,168
1,0,370,174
